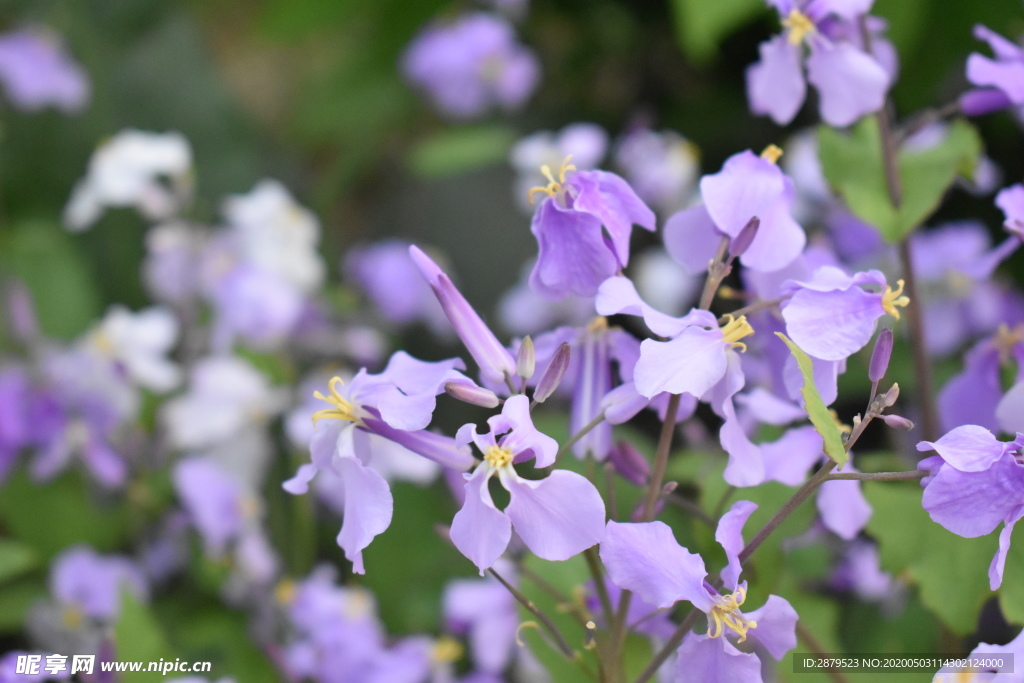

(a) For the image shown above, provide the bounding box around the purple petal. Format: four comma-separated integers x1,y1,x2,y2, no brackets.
571,170,656,265
601,381,653,424
922,453,1024,538
806,40,888,126
674,633,762,683
283,463,318,495
746,35,806,126
173,458,245,554
599,521,713,611
595,276,690,338
990,505,1024,590
735,388,805,425
761,426,823,485
489,395,558,467
635,328,727,398
336,456,394,574
700,150,787,239
817,477,871,540
781,286,884,361
663,205,724,275
529,198,620,299
967,54,1024,104
82,438,127,489
716,500,758,590
915,424,1005,472
503,469,605,560
997,382,1024,434
744,595,799,660
450,467,512,573
740,182,806,272
373,352,466,431
719,398,766,488
362,418,476,471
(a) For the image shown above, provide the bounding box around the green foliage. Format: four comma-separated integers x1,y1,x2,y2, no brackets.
115,591,177,682
865,483,996,634
0,538,37,585
817,118,982,243
0,576,47,633
409,125,517,178
998,520,1024,625
164,604,277,680
670,0,765,62
775,333,847,468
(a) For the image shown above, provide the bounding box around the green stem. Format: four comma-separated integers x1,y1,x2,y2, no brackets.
489,567,576,660
556,411,607,461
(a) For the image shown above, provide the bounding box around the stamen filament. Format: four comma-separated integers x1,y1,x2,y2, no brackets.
882,279,911,319
707,585,758,642
526,155,577,205
720,314,755,352
311,376,359,424
782,9,815,46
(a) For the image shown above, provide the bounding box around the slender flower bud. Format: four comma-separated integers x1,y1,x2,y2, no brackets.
362,417,476,471
533,342,570,403
409,246,517,384
883,382,900,408
959,88,1011,117
880,414,914,430
728,216,760,259
517,336,536,380
868,328,893,383
445,381,500,409
608,440,650,486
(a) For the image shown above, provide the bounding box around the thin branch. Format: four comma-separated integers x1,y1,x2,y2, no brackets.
796,621,853,683
556,411,607,461
489,567,576,660
824,470,925,482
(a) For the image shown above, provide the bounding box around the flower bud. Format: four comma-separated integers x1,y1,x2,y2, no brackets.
883,382,900,408
444,381,500,409
516,336,535,380
533,342,570,403
729,216,760,259
608,440,650,486
868,328,893,383
880,414,914,430
959,89,1011,117
5,281,38,342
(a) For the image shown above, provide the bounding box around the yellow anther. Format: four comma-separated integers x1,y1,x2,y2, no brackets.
720,314,755,353
90,329,115,354
587,316,609,334
274,579,297,605
432,636,464,663
760,144,784,164
485,445,514,469
829,409,852,436
239,495,261,519
527,155,577,205
782,9,816,45
708,586,758,642
882,280,911,319
311,377,359,424
62,607,84,629
515,620,541,646
995,323,1024,366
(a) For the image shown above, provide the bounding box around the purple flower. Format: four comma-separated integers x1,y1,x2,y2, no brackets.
933,628,1024,680
780,266,908,361
50,546,147,622
664,148,805,274
962,25,1024,116
411,246,517,384
0,365,34,481
172,458,262,559
600,502,798,681
938,324,1024,434
443,564,519,674
401,12,539,120
996,183,1024,239
511,123,608,210
613,127,700,214
343,239,447,331
283,352,475,573
451,395,605,572
746,0,891,126
526,160,655,299
0,29,88,113
917,425,1024,589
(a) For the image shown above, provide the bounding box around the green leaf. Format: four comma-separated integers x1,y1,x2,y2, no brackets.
115,591,177,681
817,118,982,242
865,483,996,634
774,333,847,468
408,125,516,178
670,0,765,62
998,518,1024,625
0,576,47,633
0,539,37,585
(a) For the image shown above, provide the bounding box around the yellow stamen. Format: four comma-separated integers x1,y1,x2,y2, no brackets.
882,279,910,319
720,314,755,353
527,155,577,204
760,144,783,164
90,329,115,354
311,377,359,424
995,323,1024,365
782,9,815,45
432,636,464,663
587,316,609,334
515,620,540,646
829,409,852,436
708,586,758,642
274,579,296,604
485,445,514,469
62,607,84,629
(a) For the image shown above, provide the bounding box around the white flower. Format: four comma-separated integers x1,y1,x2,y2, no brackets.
86,305,180,392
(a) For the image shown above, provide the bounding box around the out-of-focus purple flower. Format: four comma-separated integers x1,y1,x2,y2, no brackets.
613,127,700,214
831,540,904,608
173,458,260,558
780,266,908,361
996,183,1024,240
664,147,805,274
526,160,655,299
451,395,605,572
632,250,703,318
0,365,34,481
443,562,519,674
0,29,88,114
50,546,147,622
511,123,607,210
142,222,205,304
600,503,798,681
401,12,539,120
344,239,447,331
497,260,596,335
0,651,71,682
933,628,1024,681
64,130,193,232
962,25,1024,116
746,0,891,127
938,323,1024,433
411,245,517,384
284,353,475,573
917,425,1024,589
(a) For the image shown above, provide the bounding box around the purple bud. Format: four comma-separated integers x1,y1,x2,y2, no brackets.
880,414,914,430
728,216,760,259
959,89,1012,117
608,439,649,486
882,382,900,408
445,381,500,409
409,246,516,384
533,342,571,403
5,281,39,342
868,328,893,383
516,336,535,380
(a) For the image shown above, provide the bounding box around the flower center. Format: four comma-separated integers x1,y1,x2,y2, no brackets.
720,314,755,352
274,579,296,604
760,144,783,164
432,636,464,663
995,323,1024,365
782,9,815,45
311,377,359,424
484,445,514,469
62,607,84,629
708,586,758,642
527,155,577,205
881,280,911,319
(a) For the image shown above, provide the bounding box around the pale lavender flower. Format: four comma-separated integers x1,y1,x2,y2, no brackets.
996,183,1024,239
497,260,596,335
0,29,88,113
918,425,1024,589
344,239,447,331
511,123,608,210
401,12,539,120
443,562,519,674
933,628,1024,681
50,546,147,622
142,222,205,304
0,365,34,481
84,305,180,392
961,25,1024,116
451,395,605,572
937,323,1024,433
613,127,700,214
